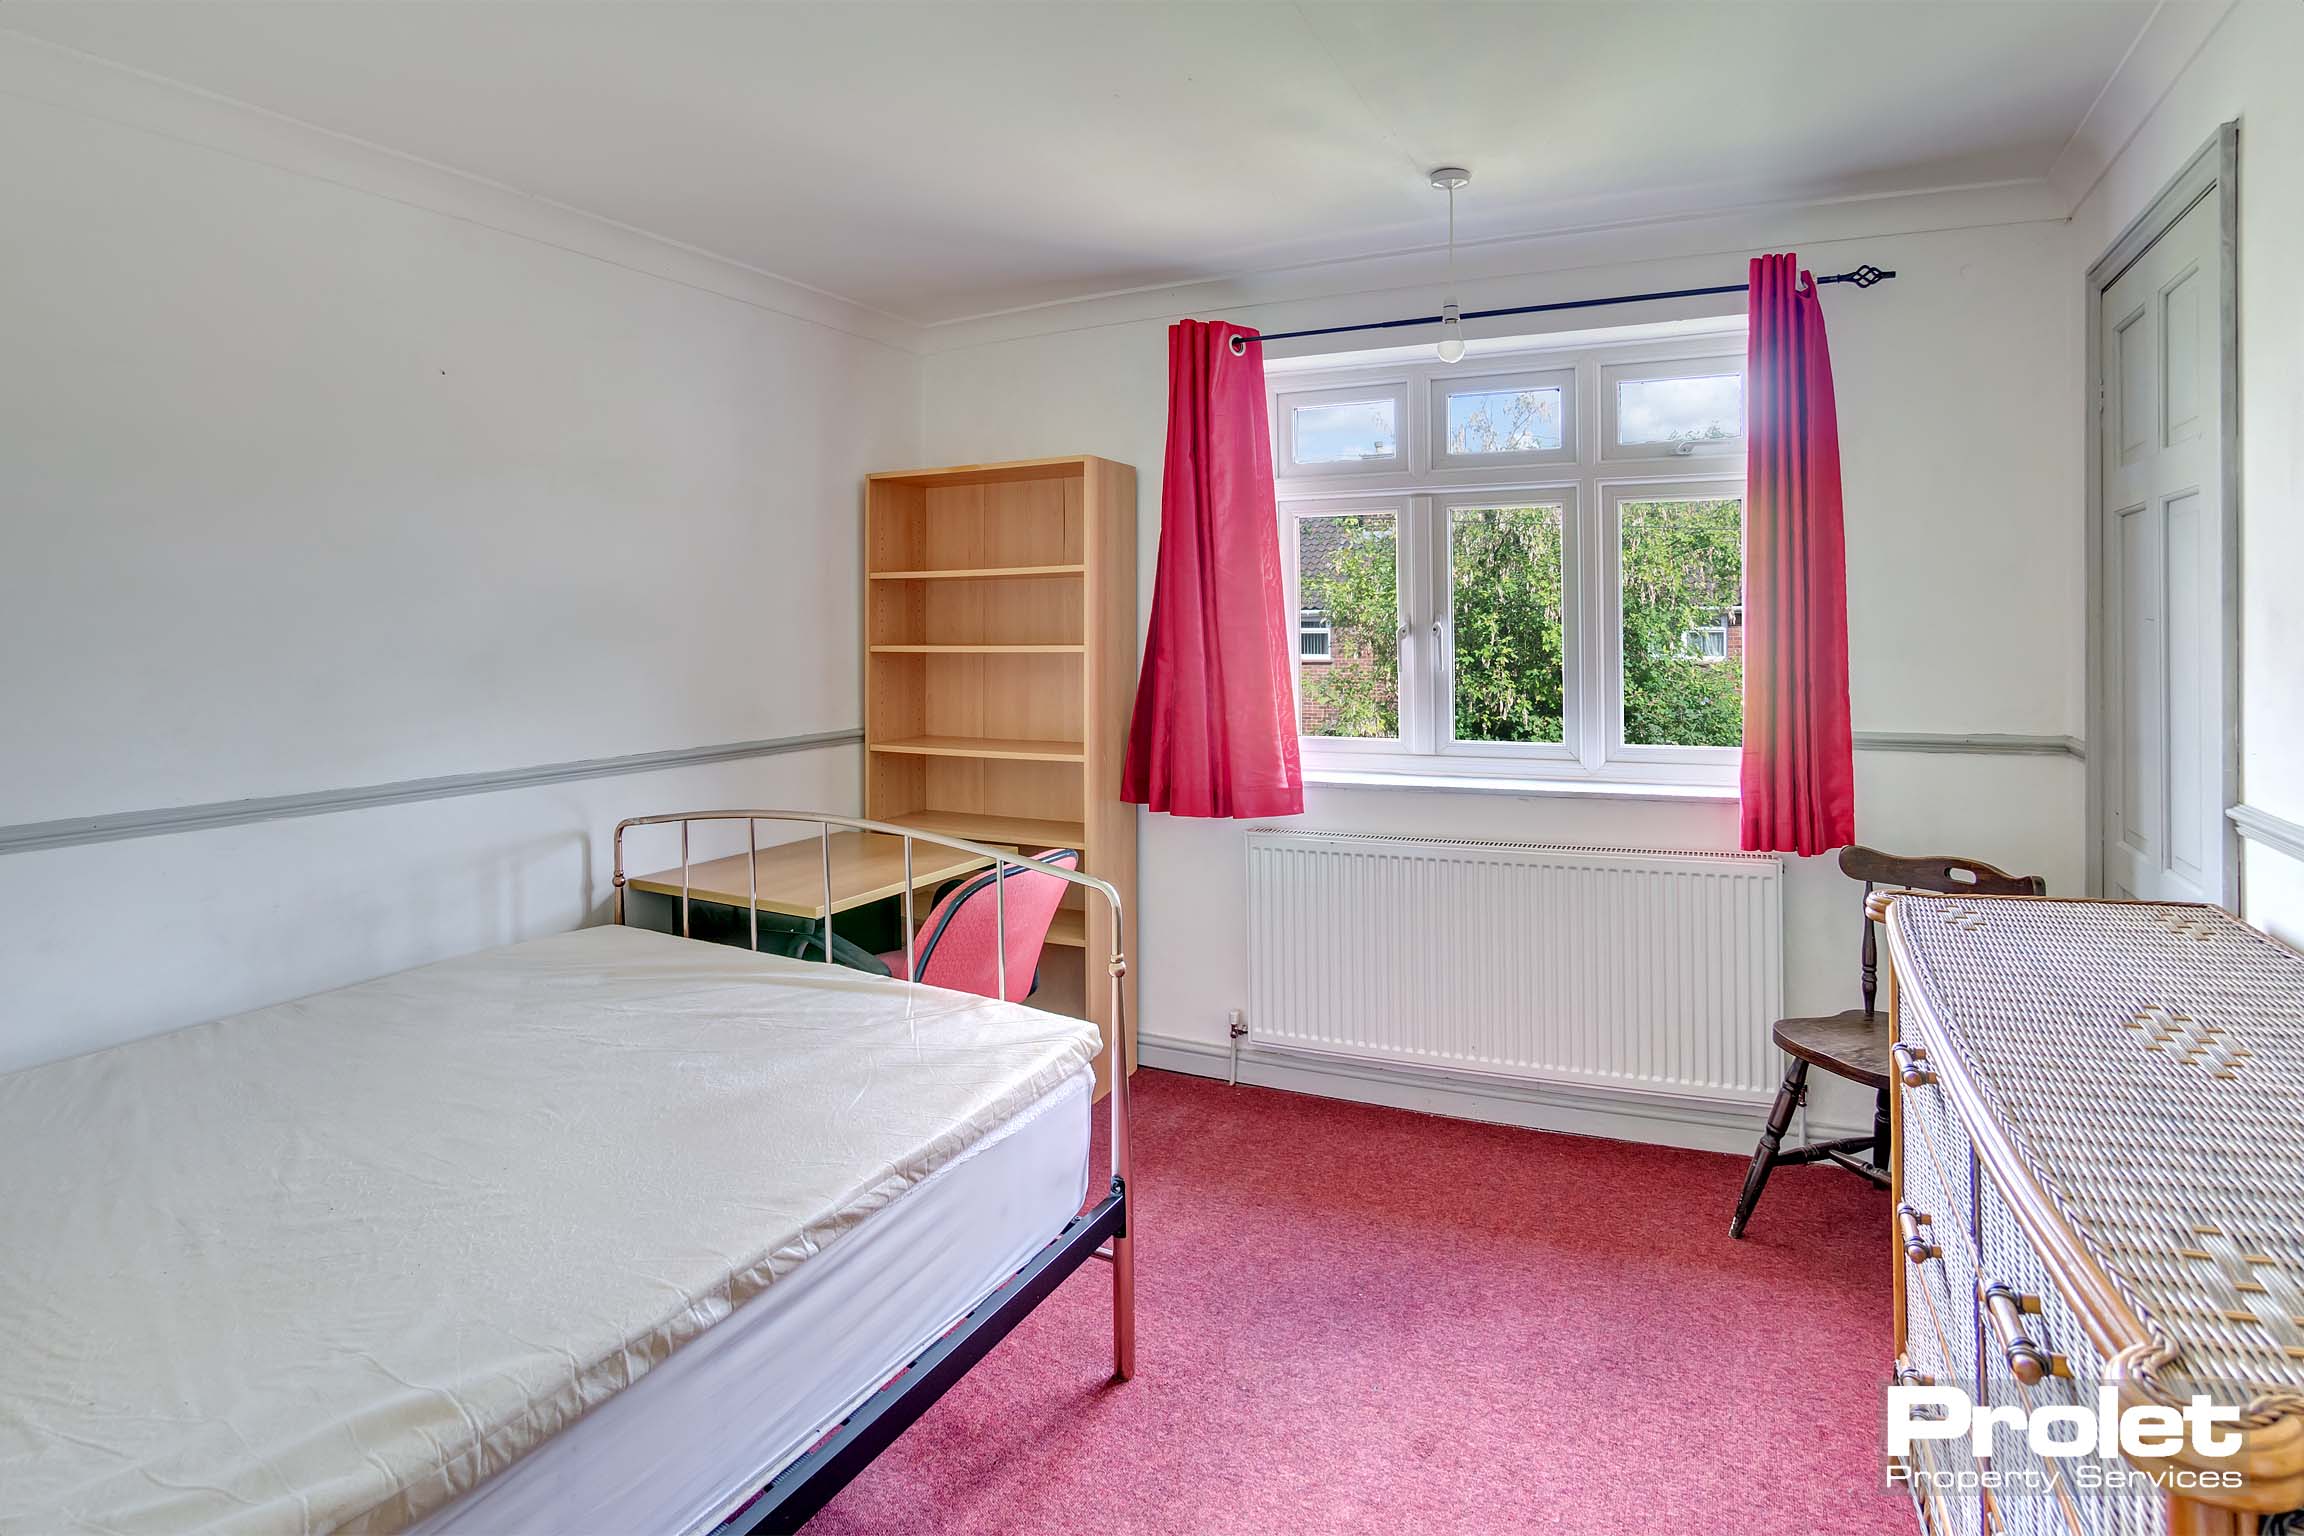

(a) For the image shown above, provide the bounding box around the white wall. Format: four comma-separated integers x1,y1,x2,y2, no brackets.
0,753,858,1074
2067,0,2304,944
0,38,920,1070
922,210,2088,1132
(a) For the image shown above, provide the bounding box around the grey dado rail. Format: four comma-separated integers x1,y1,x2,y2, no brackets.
0,730,863,856
2230,803,2304,865
0,727,2082,857
1851,732,2082,759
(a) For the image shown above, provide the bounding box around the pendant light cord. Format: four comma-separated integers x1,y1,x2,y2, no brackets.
1446,182,1456,292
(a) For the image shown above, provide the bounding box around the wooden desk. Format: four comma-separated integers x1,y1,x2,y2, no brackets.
627,831,991,921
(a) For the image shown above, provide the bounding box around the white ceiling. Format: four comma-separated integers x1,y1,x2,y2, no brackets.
5,1,2181,325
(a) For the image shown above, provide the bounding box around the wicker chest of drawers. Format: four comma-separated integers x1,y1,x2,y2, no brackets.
1884,895,2304,1536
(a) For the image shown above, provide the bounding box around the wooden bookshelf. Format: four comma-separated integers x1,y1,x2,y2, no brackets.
863,454,1138,1093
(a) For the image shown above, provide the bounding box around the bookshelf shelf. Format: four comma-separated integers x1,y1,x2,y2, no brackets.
881,809,1087,849
868,563,1085,580
868,734,1085,763
868,644,1085,655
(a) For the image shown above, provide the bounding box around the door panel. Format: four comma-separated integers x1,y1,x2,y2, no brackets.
2112,502,2160,863
2099,190,2224,906
2162,265,2204,446
2166,489,2207,884
2115,301,2152,468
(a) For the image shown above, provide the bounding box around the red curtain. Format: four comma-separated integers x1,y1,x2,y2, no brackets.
1741,254,1856,856
1121,320,1305,818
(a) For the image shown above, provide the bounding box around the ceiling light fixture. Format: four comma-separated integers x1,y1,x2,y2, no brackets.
1430,166,1471,364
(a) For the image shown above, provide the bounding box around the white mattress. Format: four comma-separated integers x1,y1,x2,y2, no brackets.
0,925,1102,1535
414,1066,1091,1536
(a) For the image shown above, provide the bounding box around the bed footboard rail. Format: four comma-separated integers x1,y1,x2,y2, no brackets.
610,809,1135,1387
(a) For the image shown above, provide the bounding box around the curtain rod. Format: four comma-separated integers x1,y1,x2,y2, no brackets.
1227,263,1895,354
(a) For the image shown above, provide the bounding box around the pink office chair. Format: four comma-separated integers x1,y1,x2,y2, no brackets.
876,849,1080,1003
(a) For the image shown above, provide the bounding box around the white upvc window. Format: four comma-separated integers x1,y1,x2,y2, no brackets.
1276,380,1411,478
1272,327,1748,790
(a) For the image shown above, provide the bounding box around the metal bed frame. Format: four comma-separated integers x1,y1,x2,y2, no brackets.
611,810,1134,1535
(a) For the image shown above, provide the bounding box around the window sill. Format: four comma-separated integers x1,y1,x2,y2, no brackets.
1302,767,1739,805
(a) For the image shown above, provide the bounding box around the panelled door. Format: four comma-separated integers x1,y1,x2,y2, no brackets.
2098,188,2228,905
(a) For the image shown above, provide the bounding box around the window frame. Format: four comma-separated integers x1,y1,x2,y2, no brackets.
1273,378,1413,479
1601,352,1748,463
1297,607,1333,664
1271,328,1747,790
1599,478,1748,773
1429,365,1578,472
1433,487,1582,768
1682,617,1734,662
1280,493,1415,757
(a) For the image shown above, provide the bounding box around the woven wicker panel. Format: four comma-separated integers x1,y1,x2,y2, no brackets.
1979,1168,2094,1411
1927,1362,1990,1536
1898,1360,1988,1536
1901,1078,1992,1536
1980,1176,2166,1536
1905,1075,1984,1360
1906,1273,1953,1386
1949,1474,1988,1536
1901,1136,1971,1381
1899,1444,1952,1536
1893,896,2304,1422
1903,1077,1975,1248
1981,1326,2093,1536
1903,1430,1989,1536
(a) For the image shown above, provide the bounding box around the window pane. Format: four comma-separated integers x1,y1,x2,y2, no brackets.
1292,399,1397,465
1296,513,1398,738
1445,387,1563,455
1620,497,1743,747
1615,373,1742,448
1449,505,1565,745
1298,608,1331,661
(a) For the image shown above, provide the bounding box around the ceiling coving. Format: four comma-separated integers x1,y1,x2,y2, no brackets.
2,1,2201,324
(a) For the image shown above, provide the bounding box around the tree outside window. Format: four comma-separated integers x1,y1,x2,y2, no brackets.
1450,506,1564,744
1296,514,1398,739
1620,497,1742,748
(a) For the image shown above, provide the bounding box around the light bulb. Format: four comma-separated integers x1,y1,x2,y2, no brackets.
1436,301,1466,364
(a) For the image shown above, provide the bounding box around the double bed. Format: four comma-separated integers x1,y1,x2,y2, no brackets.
0,812,1133,1536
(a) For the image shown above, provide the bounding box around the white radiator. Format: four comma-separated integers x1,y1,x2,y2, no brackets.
1245,830,1784,1106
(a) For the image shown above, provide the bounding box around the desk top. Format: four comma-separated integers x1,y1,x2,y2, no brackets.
626,831,990,921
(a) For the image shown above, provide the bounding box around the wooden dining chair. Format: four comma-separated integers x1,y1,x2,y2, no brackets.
1727,846,2045,1239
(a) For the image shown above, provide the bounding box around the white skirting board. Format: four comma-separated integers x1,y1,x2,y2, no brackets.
1136,1031,1868,1157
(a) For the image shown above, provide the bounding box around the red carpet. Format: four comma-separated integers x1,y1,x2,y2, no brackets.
813,1070,1910,1536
